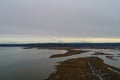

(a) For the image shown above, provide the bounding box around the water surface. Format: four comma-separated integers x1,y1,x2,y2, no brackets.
0,47,120,80
0,47,66,80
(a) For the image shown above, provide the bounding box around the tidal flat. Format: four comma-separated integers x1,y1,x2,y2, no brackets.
47,57,120,80
47,48,120,80
0,47,120,80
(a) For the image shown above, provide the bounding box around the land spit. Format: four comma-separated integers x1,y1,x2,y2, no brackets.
23,47,120,80
47,57,120,80
50,49,87,58
92,52,113,55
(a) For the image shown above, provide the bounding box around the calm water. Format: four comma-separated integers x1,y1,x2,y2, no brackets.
0,47,120,80
0,47,66,80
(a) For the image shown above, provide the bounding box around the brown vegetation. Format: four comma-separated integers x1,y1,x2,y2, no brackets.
47,57,120,80
92,52,113,55
50,49,87,58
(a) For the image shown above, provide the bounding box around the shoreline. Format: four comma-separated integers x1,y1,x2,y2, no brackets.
47,57,120,80
50,49,88,58
47,48,120,80
23,47,120,80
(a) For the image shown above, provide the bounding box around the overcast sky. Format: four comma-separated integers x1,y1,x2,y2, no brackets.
0,0,120,39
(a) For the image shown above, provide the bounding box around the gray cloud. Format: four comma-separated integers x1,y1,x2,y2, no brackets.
0,0,120,38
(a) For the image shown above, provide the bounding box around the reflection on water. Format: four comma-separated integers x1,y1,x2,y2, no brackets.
0,47,66,80
0,47,120,80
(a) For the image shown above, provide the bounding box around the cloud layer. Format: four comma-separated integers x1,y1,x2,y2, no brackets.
0,0,120,38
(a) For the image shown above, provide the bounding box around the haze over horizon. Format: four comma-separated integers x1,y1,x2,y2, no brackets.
0,0,120,43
